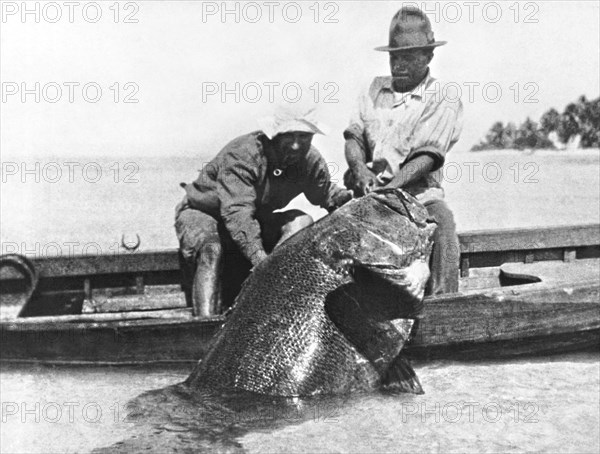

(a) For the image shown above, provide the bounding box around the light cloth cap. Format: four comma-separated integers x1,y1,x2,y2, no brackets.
258,104,328,140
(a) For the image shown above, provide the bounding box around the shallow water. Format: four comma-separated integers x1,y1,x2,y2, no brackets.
2,353,599,453
0,364,190,453
240,354,600,454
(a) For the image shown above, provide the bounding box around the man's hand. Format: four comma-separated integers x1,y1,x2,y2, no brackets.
329,189,353,211
249,249,268,268
344,137,376,197
378,154,436,192
348,164,377,197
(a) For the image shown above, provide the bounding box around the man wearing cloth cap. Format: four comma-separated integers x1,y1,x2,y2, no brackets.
176,106,352,316
344,7,463,295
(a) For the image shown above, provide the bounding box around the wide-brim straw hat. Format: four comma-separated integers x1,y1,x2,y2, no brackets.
258,105,327,140
375,7,447,52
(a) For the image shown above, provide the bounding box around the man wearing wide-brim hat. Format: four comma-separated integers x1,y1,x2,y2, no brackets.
176,105,352,316
344,6,463,295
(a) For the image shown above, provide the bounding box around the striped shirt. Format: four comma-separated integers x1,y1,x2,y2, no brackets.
344,72,463,202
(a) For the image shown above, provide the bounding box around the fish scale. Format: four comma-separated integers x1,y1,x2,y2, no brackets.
187,189,436,396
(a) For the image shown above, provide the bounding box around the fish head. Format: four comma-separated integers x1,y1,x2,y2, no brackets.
323,188,434,395
332,188,437,310
367,188,431,227
345,188,436,270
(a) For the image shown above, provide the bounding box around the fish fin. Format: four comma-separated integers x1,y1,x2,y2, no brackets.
381,354,424,395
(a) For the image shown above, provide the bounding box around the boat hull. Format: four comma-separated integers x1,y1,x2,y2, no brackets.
2,278,598,365
2,225,599,365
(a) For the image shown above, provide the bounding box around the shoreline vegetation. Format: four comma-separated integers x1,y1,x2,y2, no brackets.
471,95,600,152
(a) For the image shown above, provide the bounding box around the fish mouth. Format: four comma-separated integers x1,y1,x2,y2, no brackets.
324,259,425,394
349,259,426,319
368,189,417,224
367,189,433,229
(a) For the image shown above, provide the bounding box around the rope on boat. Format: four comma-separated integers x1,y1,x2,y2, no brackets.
0,254,39,311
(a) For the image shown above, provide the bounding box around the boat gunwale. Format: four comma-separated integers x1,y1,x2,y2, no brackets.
0,223,598,281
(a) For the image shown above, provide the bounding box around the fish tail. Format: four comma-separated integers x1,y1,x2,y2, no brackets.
381,354,424,395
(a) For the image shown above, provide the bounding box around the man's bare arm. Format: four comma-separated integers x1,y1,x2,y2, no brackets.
345,137,367,171
345,138,376,195
381,154,435,190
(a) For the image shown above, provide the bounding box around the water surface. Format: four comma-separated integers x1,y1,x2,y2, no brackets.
2,353,599,453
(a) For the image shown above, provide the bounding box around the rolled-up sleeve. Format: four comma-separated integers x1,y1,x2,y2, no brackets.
303,150,348,212
344,78,393,163
343,91,367,143
217,149,266,265
408,97,464,171
343,87,373,161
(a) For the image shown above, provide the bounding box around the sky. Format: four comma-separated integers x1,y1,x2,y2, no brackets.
1,1,599,163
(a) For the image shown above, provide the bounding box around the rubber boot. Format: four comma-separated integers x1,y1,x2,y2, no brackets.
178,250,194,308
191,241,223,317
424,200,460,295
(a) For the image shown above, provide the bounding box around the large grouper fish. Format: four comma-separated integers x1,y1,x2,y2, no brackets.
186,188,437,397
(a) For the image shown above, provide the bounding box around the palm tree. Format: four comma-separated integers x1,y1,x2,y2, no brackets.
558,103,582,143
485,121,505,148
540,108,560,134
580,97,600,147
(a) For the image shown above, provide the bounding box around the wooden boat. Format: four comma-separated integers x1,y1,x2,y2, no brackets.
1,224,599,365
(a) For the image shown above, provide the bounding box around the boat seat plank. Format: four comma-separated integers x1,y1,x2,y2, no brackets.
458,267,501,292
500,258,600,285
83,285,187,313
4,307,196,325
